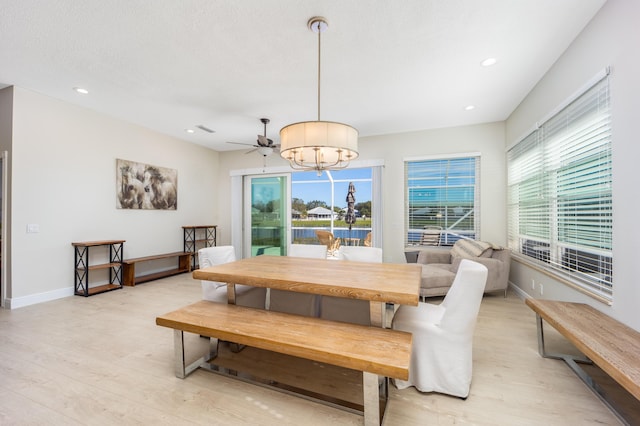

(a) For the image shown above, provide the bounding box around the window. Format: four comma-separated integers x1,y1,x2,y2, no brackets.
507,73,612,299
405,155,480,246
291,168,373,246
231,162,383,257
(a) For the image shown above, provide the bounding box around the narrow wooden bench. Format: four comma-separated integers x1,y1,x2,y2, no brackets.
122,252,191,286
156,300,412,426
525,298,640,424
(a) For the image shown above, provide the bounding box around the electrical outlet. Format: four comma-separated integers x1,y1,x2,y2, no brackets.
531,279,535,290
27,224,40,233
540,283,544,295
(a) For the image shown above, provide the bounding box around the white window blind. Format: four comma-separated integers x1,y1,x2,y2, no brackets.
507,74,612,298
405,156,479,246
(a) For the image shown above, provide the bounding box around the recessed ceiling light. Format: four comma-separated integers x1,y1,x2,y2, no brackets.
185,129,195,134
464,105,475,111
481,58,497,67
73,87,89,94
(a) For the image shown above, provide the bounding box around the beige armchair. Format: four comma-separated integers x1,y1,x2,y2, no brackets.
416,239,510,298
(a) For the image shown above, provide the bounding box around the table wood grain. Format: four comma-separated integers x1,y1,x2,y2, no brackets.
193,255,421,306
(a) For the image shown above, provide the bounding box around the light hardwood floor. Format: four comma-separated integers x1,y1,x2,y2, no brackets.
0,273,633,425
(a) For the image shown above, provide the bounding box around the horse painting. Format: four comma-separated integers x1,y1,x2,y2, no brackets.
143,166,177,210
116,159,177,210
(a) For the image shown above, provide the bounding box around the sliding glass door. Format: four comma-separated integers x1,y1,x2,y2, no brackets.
243,174,290,258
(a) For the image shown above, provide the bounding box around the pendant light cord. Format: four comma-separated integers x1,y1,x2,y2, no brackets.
317,24,322,121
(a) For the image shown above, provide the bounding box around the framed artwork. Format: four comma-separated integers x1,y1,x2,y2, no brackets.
116,159,177,210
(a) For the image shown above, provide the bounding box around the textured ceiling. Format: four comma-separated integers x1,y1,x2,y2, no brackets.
0,0,606,151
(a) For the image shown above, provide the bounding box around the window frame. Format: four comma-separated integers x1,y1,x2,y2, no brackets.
507,70,612,301
404,153,481,247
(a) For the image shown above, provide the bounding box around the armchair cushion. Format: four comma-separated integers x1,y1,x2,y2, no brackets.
449,239,493,258
417,248,450,265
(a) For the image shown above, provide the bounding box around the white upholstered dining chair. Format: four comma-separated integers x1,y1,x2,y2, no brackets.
268,244,328,316
391,259,488,398
199,246,266,309
288,243,328,259
319,246,383,325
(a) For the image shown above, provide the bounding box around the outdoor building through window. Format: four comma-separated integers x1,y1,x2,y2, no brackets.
405,155,479,247
291,168,372,247
507,72,612,300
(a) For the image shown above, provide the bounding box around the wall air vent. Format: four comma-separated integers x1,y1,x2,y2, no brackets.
196,125,215,133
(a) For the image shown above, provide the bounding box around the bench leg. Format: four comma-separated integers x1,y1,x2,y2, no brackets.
535,314,631,425
173,330,214,379
535,313,590,362
226,283,246,353
363,372,389,426
122,263,135,286
369,301,386,328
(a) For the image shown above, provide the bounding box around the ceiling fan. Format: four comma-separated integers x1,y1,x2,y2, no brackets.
227,118,280,156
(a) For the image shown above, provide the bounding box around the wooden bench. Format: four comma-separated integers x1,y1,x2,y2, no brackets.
156,300,412,426
525,298,640,424
122,252,191,286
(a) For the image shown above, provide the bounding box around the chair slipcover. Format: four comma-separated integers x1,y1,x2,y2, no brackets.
269,244,327,316
289,244,328,259
199,246,266,309
319,246,383,325
392,259,488,398
337,246,382,263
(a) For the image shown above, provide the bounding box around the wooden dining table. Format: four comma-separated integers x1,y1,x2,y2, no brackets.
192,254,422,327
189,255,421,424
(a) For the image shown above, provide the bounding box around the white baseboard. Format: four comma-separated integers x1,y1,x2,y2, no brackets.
6,286,75,309
509,281,531,300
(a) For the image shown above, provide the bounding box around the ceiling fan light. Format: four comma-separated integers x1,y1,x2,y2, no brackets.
257,146,274,156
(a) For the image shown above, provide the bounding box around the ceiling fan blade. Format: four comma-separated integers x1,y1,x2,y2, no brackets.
245,148,258,154
257,135,269,146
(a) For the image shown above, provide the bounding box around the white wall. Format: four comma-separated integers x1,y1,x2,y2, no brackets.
216,121,507,264
506,0,640,331
8,87,219,307
362,122,506,263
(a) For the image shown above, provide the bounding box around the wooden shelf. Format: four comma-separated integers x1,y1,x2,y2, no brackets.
72,240,124,297
77,262,122,272
81,283,122,296
72,240,125,247
133,268,190,285
183,225,216,269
